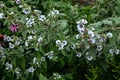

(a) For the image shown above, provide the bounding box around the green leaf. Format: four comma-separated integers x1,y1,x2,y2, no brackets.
61,49,67,56
39,73,47,80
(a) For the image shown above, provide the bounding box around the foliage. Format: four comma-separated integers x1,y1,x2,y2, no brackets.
0,0,120,80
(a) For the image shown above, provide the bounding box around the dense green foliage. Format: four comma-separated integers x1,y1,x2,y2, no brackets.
0,0,120,80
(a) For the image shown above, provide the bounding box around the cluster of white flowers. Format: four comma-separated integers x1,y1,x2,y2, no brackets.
109,48,120,55
76,19,87,34
26,16,35,27
56,40,67,50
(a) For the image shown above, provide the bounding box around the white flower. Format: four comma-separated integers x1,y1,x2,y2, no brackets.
109,49,114,54
27,66,35,73
25,41,28,47
56,40,61,45
51,9,59,15
33,57,37,64
38,37,43,42
15,68,20,74
5,62,13,70
41,57,45,62
77,24,85,34
22,8,31,14
48,53,53,60
61,40,67,46
76,19,87,25
9,12,14,15
0,4,5,8
27,35,33,40
76,34,80,39
15,0,21,4
81,19,88,24
96,45,103,51
15,41,20,46
86,56,93,61
106,32,113,38
26,17,35,27
86,45,90,49
6,36,12,41
88,30,95,37
48,9,59,16
76,52,82,57
19,5,23,8
71,44,75,49
58,45,64,50
115,49,119,55
89,38,96,44
0,12,4,19
39,15,46,21
9,43,14,49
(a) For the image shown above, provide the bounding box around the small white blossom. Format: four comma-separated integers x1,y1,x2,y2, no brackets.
86,45,90,49
22,8,31,14
81,19,88,24
109,49,114,54
106,32,113,38
15,41,20,46
58,45,64,50
76,34,80,39
56,40,61,45
51,9,59,15
96,45,103,51
38,37,43,42
25,41,28,47
19,5,23,8
48,53,53,60
76,52,82,57
86,56,93,61
15,0,21,4
27,35,33,40
71,44,75,49
9,43,15,49
76,19,87,25
88,30,95,37
0,12,4,19
41,57,45,62
115,49,119,55
5,36,12,41
39,15,46,21
27,66,35,73
0,4,5,8
5,62,13,70
61,40,67,46
15,68,20,74
77,24,85,34
33,57,37,64
26,17,35,27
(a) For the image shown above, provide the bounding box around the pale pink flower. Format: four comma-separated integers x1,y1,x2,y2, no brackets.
9,24,18,32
